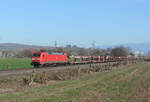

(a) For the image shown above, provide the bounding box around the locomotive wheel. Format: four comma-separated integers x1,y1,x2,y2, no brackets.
34,64,40,68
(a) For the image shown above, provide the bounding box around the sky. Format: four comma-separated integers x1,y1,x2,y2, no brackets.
0,0,150,47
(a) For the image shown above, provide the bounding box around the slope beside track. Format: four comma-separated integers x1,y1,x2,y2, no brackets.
0,62,114,77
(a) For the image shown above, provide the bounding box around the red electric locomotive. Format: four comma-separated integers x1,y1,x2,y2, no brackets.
31,52,68,67
31,51,139,68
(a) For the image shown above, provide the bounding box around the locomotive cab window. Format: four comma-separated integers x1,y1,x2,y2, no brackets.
33,53,41,57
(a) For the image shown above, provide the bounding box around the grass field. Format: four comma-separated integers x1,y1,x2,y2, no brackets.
0,62,150,102
0,58,33,70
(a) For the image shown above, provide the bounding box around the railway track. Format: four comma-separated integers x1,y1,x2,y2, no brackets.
0,62,121,77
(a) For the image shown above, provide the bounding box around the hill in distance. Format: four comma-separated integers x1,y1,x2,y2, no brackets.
0,43,51,51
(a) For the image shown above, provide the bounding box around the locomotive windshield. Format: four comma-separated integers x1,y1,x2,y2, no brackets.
47,52,64,55
33,53,41,57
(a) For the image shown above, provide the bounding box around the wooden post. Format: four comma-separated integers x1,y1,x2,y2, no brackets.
7,64,11,69
77,66,80,79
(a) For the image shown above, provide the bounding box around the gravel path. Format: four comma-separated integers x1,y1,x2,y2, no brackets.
0,64,92,77
0,62,116,77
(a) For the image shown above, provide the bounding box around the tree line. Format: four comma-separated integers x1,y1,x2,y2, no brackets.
0,45,141,58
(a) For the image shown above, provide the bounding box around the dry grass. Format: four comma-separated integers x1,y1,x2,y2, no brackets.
0,61,139,94
79,91,105,102
0,61,147,102
130,72,150,102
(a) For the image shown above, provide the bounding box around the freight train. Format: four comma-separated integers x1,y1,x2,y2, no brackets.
31,51,138,67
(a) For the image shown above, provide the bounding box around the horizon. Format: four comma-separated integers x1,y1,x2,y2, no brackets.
1,41,150,48
0,0,150,46
1,41,150,54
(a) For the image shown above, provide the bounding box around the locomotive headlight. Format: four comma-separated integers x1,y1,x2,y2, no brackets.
32,58,40,60
36,58,40,60
32,58,35,60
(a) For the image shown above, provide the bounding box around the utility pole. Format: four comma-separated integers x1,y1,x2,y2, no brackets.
55,40,57,52
55,40,57,48
92,40,95,49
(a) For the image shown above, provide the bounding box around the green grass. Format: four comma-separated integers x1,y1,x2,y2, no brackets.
0,58,33,70
0,62,150,102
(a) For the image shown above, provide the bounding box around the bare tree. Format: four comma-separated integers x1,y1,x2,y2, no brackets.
16,48,38,58
111,46,130,57
78,48,88,56
90,49,108,56
147,51,150,56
